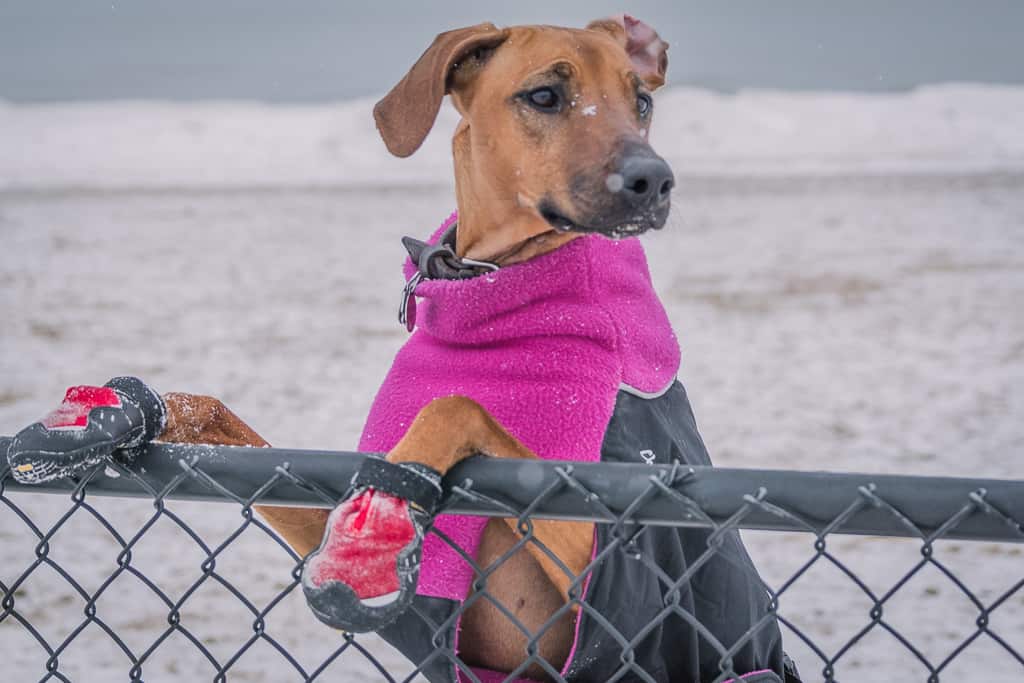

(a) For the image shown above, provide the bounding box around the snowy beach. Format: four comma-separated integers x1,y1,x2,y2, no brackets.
1,85,1023,681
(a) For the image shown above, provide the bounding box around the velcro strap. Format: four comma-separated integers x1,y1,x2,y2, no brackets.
104,376,167,443
352,457,443,513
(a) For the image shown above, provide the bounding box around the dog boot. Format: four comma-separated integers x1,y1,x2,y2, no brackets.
7,376,166,484
302,456,443,632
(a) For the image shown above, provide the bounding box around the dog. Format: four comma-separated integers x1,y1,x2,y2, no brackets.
9,15,798,683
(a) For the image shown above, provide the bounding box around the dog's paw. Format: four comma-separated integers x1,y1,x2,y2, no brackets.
301,458,442,632
6,377,165,483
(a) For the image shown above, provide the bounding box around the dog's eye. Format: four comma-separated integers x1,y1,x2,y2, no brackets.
637,94,652,118
526,87,560,111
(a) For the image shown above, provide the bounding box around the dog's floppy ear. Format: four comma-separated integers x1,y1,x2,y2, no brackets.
587,14,669,90
374,23,509,158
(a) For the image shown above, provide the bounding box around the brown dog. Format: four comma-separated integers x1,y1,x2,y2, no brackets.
8,13,798,681
160,15,672,680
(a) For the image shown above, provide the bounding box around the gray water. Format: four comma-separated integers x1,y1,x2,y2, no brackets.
1,0,1023,102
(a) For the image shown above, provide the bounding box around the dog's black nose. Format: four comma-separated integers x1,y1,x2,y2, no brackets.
618,154,674,207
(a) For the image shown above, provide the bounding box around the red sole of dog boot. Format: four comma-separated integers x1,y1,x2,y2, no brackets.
301,488,428,632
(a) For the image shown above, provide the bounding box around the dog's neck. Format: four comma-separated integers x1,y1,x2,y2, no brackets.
451,123,580,267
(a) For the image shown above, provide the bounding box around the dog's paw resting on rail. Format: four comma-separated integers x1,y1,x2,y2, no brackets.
6,380,332,558
5,377,271,483
7,376,165,483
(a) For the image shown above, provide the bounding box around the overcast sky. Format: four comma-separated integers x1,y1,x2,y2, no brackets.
1,0,1022,101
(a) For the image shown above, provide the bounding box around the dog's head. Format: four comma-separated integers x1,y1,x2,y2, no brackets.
375,15,673,264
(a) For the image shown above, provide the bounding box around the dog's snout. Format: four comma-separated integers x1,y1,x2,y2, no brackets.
616,155,674,207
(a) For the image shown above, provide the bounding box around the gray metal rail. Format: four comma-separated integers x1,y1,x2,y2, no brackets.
1,436,1022,543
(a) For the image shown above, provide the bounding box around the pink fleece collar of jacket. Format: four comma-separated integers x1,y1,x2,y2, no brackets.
399,211,680,388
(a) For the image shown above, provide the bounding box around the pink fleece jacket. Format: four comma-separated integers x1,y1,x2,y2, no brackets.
357,212,680,676
359,212,679,598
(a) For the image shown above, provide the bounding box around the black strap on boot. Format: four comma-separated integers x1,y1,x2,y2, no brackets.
350,456,444,514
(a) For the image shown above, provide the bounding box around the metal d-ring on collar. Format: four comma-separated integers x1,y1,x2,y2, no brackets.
398,222,500,331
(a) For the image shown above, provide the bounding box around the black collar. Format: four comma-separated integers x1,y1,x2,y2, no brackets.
398,223,499,331
400,223,499,281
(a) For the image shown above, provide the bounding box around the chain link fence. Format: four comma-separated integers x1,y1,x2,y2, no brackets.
1,436,1022,682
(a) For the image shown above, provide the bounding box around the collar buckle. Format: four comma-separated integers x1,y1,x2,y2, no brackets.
397,220,499,331
398,271,423,332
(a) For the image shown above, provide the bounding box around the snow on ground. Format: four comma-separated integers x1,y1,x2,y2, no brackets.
1,86,1023,681
2,84,1024,191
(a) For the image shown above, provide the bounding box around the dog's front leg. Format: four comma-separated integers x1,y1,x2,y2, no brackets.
166,393,596,605
301,395,595,635
160,392,329,556
6,382,330,556
386,396,595,601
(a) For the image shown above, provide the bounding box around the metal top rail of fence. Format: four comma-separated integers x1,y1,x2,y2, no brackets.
3,437,1022,542
2,435,1023,682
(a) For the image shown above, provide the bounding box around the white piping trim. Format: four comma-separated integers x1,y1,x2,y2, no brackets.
618,378,676,400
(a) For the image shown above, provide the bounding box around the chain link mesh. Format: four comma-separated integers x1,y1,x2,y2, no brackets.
2,452,1022,682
